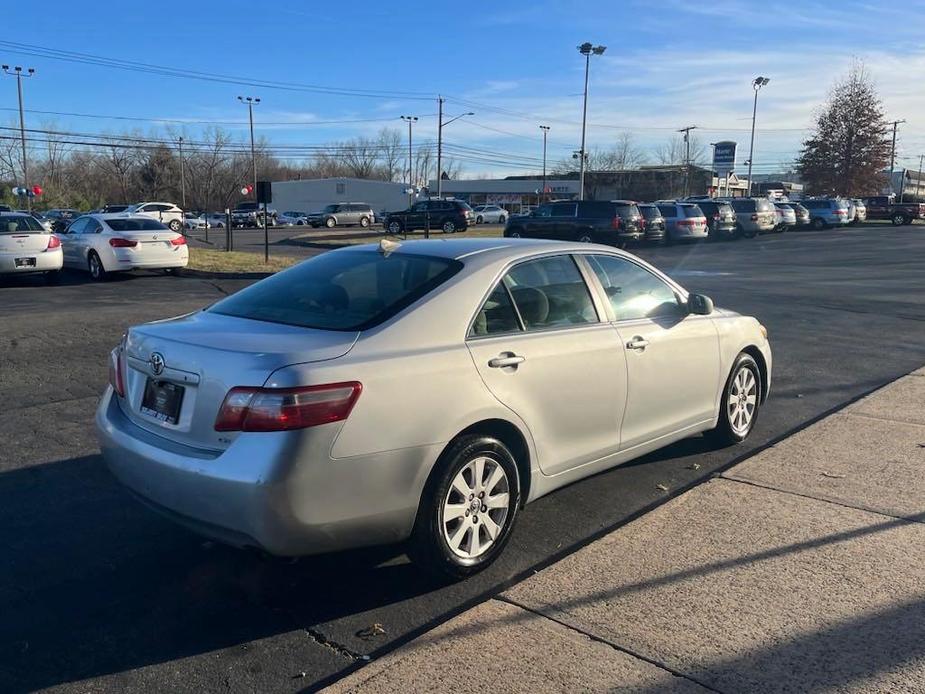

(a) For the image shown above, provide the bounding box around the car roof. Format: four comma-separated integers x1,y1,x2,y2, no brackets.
338,237,606,262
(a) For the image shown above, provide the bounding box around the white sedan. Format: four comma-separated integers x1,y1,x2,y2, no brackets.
472,205,508,224
58,214,189,281
277,211,310,226
0,212,63,282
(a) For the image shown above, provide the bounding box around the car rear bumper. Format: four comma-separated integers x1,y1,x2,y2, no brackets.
96,388,435,556
0,248,63,274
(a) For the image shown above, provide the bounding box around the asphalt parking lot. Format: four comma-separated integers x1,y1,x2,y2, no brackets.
1,224,924,693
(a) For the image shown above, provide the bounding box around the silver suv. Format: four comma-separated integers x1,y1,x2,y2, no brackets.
308,203,376,229
724,198,776,237
801,198,850,230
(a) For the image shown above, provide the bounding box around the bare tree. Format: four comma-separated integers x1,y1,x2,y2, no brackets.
377,127,404,182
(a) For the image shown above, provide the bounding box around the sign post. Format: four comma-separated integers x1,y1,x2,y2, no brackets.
713,141,737,197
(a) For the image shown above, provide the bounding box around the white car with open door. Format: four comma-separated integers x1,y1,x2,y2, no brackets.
125,202,185,233
57,214,188,281
0,212,63,283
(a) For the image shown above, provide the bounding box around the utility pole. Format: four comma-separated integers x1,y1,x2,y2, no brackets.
436,97,473,199
678,125,697,197
918,153,924,202
238,96,260,198
887,119,905,197
577,43,606,201
178,136,187,210
2,65,36,211
401,116,418,208
747,76,770,197
540,125,550,203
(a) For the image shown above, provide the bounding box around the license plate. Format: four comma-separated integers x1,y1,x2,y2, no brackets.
141,379,185,425
14,257,36,268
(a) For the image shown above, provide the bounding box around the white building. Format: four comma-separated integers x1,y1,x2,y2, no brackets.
270,178,420,217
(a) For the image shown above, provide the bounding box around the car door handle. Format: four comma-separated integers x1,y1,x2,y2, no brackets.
626,336,650,350
488,353,526,368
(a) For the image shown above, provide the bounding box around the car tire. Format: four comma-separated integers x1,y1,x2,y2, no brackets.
442,220,457,234
812,217,826,231
706,353,761,447
408,434,521,580
476,215,483,224
891,213,908,226
325,217,336,229
387,220,404,235
507,229,522,238
88,251,107,282
359,216,370,228
168,219,182,233
576,232,593,243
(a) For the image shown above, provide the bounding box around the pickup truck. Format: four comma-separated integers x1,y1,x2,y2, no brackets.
232,202,277,228
863,196,925,226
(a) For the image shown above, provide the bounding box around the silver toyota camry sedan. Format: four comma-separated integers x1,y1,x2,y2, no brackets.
97,238,771,579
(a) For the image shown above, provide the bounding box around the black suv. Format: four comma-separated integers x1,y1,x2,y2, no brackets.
694,200,737,240
503,200,644,247
385,199,473,234
636,203,666,244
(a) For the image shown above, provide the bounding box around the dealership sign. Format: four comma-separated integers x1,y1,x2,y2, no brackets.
713,141,737,175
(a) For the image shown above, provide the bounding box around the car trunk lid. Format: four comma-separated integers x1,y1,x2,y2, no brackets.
0,231,52,253
118,311,358,450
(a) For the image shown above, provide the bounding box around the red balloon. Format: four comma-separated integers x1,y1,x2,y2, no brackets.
32,185,43,196
246,184,254,193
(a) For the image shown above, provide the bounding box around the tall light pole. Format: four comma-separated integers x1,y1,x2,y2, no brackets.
887,119,905,196
746,76,770,197
177,136,187,210
3,65,36,211
436,96,473,198
237,96,260,196
709,142,718,197
401,115,418,207
677,125,697,197
918,153,924,202
540,125,550,203
577,43,606,201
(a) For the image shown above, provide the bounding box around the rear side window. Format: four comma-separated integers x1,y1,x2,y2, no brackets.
470,283,520,336
697,202,717,215
639,206,662,220
656,204,676,217
504,255,598,329
210,250,462,331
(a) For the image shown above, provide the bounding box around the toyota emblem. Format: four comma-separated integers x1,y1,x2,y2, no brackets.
150,352,165,376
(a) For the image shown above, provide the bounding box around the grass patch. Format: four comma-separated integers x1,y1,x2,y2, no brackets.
187,247,299,274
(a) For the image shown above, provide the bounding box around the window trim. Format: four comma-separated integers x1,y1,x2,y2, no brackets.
465,251,605,340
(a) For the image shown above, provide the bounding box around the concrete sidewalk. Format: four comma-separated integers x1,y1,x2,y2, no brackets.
327,367,925,693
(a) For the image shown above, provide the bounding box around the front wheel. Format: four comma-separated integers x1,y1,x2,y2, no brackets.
706,353,761,447
408,435,520,580
576,232,593,243
476,215,483,224
325,217,336,228
387,220,403,235
88,251,107,282
168,219,182,233
812,218,826,231
891,213,909,226
442,220,457,234
359,216,370,228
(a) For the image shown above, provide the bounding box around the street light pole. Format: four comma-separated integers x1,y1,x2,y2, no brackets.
3,65,36,211
238,96,260,196
677,125,697,197
577,43,606,201
178,136,187,210
746,76,770,197
887,119,905,197
401,115,418,207
540,125,550,203
436,98,474,199
918,153,924,202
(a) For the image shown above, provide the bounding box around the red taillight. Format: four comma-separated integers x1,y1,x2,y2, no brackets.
109,237,138,248
834,209,847,215
750,214,759,221
108,348,125,398
713,213,721,221
611,216,622,230
46,234,61,250
170,235,187,246
214,382,363,432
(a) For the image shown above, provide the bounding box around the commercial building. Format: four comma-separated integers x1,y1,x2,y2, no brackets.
428,178,581,213
270,178,421,217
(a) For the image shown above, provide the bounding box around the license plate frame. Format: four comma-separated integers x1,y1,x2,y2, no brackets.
140,378,185,425
14,257,36,268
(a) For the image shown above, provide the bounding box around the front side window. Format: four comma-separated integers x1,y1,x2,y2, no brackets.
210,250,461,331
587,254,683,321
505,255,598,330
533,205,552,218
550,203,577,218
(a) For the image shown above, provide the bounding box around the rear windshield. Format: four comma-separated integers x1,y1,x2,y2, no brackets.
730,199,756,213
682,205,704,218
638,206,662,220
106,218,169,231
1,215,44,232
209,250,463,331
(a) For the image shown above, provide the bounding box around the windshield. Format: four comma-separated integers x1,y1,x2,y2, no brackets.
105,218,169,231
0,215,44,232
209,250,462,331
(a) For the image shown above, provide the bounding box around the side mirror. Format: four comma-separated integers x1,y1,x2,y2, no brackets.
688,293,714,315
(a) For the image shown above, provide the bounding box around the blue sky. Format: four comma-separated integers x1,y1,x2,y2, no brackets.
3,0,925,178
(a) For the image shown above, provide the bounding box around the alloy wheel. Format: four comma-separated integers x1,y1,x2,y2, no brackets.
727,366,758,436
442,456,510,559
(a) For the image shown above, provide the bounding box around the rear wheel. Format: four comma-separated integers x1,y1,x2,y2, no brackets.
811,217,826,231
44,270,61,285
359,216,370,228
706,353,761,447
325,217,336,228
387,220,403,235
891,212,909,226
88,251,107,282
408,435,520,580
508,229,522,238
442,220,457,234
164,267,183,276
476,215,483,224
168,219,182,233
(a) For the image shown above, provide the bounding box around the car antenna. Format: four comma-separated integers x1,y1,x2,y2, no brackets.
379,238,401,257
